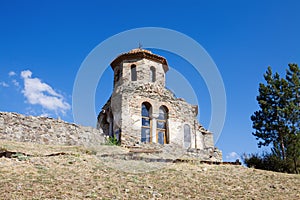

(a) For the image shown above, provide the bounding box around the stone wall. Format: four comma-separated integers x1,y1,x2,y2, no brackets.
185,147,223,162
114,58,166,89
100,81,215,149
0,112,105,147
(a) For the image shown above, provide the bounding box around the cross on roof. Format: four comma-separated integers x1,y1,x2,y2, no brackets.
138,42,142,49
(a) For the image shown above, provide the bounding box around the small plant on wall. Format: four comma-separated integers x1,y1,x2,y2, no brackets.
105,135,120,146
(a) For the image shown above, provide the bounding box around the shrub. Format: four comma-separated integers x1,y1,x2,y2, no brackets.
242,152,298,173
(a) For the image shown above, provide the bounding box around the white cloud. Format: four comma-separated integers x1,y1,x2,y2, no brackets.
8,71,16,77
0,81,9,87
20,70,71,115
226,152,240,161
12,79,19,87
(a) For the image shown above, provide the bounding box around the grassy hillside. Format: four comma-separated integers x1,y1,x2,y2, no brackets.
0,140,299,199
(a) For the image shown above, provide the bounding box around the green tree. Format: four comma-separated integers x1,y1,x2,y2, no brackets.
250,64,300,173
285,64,300,173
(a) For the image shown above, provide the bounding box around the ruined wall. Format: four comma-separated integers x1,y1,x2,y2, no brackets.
98,53,215,150
110,81,213,149
0,112,105,147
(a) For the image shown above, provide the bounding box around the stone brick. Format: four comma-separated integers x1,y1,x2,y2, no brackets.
0,112,105,148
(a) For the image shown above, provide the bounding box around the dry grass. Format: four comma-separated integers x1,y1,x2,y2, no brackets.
0,140,299,200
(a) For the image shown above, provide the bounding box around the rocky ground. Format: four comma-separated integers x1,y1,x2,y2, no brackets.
0,140,299,199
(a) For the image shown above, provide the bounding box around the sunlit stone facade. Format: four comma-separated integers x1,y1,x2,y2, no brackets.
97,49,221,160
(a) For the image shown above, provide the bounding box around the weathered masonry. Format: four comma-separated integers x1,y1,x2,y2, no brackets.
97,48,220,157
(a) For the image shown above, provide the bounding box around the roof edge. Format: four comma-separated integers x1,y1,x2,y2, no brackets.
110,49,169,72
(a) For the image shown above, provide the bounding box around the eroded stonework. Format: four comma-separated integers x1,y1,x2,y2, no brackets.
97,48,222,161
0,112,104,147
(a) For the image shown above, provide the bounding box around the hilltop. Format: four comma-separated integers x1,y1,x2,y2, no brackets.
0,140,299,199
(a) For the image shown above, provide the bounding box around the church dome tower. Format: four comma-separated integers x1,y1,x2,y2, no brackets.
110,48,169,88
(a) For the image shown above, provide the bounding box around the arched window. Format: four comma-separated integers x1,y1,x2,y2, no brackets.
184,124,191,149
150,66,156,82
157,106,168,144
141,102,152,143
131,64,137,81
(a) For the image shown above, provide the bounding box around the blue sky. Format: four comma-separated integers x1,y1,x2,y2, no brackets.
1,0,300,161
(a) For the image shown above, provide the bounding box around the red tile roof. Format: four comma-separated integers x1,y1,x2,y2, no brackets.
110,48,168,72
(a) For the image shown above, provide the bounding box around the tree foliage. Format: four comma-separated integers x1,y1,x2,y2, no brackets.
250,64,300,173
243,152,290,173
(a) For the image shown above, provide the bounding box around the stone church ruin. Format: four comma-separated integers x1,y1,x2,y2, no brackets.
97,48,221,161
